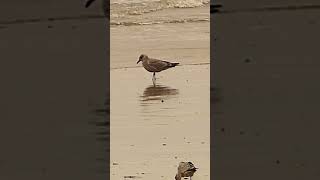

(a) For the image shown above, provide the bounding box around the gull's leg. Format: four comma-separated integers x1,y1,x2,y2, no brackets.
152,72,156,86
152,72,156,81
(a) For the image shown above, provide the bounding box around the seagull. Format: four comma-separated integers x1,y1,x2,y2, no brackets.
175,162,198,180
84,0,109,18
136,54,179,85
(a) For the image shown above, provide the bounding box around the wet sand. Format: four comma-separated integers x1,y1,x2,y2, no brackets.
110,6,210,68
111,7,210,179
111,65,210,179
111,23,209,68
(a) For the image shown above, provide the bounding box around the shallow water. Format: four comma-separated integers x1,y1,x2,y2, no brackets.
111,1,209,26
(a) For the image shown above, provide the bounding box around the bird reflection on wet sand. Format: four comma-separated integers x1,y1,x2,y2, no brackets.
140,84,179,102
139,85,179,119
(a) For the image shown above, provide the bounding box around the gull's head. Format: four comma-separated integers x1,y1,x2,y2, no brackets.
137,54,148,64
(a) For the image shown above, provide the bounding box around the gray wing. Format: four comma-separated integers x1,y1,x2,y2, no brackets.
147,58,172,71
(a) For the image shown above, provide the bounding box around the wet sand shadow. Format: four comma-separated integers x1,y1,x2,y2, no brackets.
140,84,179,102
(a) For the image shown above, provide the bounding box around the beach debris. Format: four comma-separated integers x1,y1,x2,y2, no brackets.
175,162,198,180
124,175,141,179
137,54,179,85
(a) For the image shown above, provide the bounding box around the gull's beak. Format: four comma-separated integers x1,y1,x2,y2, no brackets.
137,59,141,64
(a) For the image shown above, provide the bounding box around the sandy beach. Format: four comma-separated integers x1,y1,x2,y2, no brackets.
111,3,210,180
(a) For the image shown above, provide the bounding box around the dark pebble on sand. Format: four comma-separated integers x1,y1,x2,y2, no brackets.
124,176,136,178
162,143,166,146
161,100,164,102
113,162,119,165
